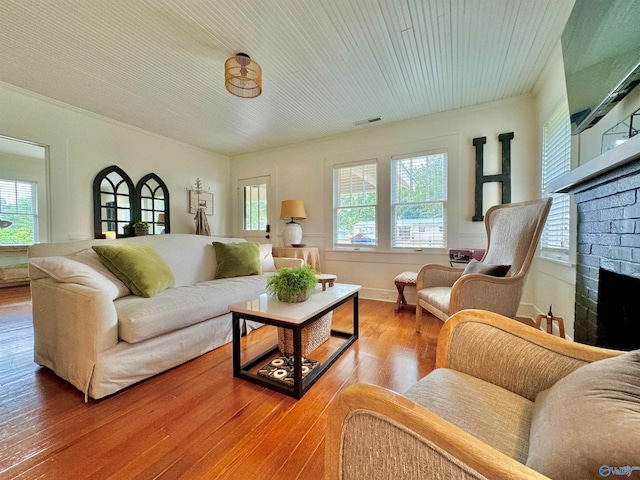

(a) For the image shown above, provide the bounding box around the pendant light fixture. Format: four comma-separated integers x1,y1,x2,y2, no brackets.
224,53,262,98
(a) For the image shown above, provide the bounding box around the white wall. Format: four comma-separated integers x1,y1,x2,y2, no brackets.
0,82,231,242
231,95,540,303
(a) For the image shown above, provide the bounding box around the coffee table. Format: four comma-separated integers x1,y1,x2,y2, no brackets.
229,283,360,399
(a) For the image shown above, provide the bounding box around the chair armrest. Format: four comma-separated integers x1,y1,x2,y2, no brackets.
416,263,464,289
273,257,304,269
449,273,525,318
325,383,549,480
436,309,621,401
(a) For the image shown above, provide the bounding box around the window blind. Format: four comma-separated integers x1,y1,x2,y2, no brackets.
541,103,571,258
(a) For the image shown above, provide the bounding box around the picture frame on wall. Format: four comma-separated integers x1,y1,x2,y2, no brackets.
189,190,214,216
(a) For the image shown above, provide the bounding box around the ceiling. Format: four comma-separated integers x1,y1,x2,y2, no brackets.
0,0,575,157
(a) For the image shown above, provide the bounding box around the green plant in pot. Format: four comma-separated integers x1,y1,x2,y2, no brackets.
266,264,318,303
131,221,149,236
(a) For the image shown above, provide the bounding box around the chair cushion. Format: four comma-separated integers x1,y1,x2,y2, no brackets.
213,242,262,279
92,244,175,298
417,287,451,315
526,349,640,479
405,368,533,464
462,259,510,277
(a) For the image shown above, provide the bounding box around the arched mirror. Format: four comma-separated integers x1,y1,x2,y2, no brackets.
93,165,134,238
135,173,170,234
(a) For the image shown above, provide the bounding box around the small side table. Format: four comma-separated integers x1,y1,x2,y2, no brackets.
317,274,337,291
394,271,417,313
273,247,321,272
535,313,566,338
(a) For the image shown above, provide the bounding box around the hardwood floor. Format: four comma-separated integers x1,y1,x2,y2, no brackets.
0,285,443,479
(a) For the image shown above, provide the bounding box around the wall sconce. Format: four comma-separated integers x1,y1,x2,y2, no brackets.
280,200,307,247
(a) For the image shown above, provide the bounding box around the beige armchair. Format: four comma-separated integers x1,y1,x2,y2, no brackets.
325,309,626,480
415,198,551,330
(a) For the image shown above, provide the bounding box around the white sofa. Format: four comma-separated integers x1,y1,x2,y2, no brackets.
28,234,301,400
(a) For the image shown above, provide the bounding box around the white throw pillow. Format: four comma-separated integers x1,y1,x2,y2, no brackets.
259,243,277,272
29,250,130,300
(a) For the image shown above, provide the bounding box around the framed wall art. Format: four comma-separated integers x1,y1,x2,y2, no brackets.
189,190,213,216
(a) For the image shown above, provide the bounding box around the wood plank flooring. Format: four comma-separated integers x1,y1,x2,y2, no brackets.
0,285,443,479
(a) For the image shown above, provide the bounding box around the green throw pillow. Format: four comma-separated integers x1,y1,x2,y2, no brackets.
213,242,262,279
92,244,175,298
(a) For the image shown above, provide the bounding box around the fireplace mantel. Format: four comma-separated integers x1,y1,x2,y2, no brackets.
549,133,640,193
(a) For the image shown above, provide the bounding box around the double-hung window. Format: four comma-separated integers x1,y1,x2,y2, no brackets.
391,151,447,248
541,102,571,261
333,161,377,246
0,178,39,245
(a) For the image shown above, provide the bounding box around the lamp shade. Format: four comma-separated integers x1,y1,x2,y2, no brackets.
157,213,165,224
280,200,307,220
225,53,262,99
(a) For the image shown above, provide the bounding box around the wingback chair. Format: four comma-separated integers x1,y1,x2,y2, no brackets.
415,198,551,331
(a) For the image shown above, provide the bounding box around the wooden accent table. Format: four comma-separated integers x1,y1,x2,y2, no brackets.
535,313,566,338
273,246,321,272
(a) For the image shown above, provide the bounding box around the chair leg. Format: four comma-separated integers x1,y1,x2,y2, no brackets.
415,304,422,333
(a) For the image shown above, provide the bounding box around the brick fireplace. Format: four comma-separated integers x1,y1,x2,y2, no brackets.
551,135,640,349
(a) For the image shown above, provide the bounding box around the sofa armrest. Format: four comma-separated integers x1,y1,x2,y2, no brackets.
325,383,549,480
273,257,304,269
416,263,464,289
436,309,621,401
31,278,119,399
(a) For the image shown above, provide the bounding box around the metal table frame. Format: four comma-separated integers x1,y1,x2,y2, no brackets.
231,289,358,399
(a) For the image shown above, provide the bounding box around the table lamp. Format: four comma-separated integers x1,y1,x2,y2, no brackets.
280,200,306,246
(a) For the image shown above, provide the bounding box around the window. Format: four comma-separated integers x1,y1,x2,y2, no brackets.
391,152,447,248
0,179,38,245
242,182,267,231
541,102,571,260
333,161,377,246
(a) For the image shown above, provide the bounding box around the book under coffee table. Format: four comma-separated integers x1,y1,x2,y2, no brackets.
229,283,360,399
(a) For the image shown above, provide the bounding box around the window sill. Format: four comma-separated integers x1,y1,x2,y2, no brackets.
0,245,30,252
537,253,574,268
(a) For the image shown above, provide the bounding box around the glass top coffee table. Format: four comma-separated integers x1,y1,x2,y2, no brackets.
229,283,360,399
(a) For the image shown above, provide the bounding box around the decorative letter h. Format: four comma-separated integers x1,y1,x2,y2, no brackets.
472,132,513,221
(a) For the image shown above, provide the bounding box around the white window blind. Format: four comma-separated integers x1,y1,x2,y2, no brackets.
391,152,447,248
0,179,39,245
333,161,377,246
541,102,571,260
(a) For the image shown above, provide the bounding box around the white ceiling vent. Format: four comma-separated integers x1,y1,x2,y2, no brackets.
353,117,382,126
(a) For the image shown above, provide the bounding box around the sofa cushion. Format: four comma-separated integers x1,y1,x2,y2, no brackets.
115,275,268,343
213,242,261,279
93,244,175,298
526,349,640,479
461,259,510,277
29,250,130,300
259,243,277,272
405,368,533,464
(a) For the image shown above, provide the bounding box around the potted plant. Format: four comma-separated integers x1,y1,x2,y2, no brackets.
131,221,149,236
266,264,318,303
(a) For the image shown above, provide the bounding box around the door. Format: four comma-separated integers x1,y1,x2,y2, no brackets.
237,175,272,243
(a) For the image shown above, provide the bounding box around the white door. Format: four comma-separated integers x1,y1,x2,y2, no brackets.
237,175,272,243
